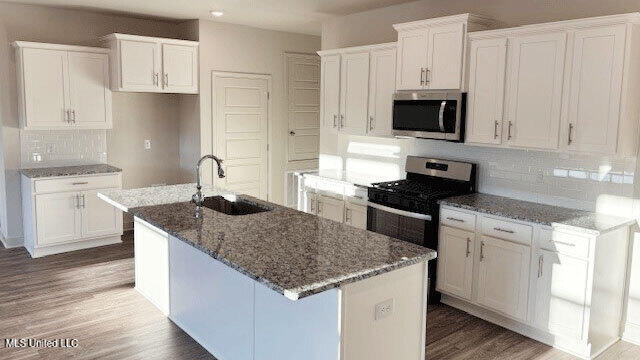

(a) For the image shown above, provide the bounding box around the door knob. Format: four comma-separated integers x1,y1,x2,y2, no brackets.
289,131,296,136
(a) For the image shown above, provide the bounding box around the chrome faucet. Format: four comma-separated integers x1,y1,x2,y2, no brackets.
192,155,225,208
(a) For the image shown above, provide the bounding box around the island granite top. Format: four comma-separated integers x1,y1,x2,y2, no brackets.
20,164,122,178
102,186,436,301
439,193,635,235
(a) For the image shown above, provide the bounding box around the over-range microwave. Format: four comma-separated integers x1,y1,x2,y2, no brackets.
392,90,466,141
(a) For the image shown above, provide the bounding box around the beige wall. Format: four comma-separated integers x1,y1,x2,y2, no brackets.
193,20,321,204
0,2,185,241
322,0,640,49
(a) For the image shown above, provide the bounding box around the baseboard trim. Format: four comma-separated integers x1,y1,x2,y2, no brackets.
623,323,640,345
27,236,122,258
1,235,24,248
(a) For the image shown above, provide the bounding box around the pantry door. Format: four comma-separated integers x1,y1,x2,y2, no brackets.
213,72,270,200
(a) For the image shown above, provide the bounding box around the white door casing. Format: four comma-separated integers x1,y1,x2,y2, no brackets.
213,72,270,200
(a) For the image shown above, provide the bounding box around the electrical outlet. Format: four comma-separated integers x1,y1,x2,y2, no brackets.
375,298,394,320
144,139,152,150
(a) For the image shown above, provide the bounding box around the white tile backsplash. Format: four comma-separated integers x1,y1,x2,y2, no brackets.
20,129,108,168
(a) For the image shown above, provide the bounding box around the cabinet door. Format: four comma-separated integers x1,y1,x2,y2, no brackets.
368,47,396,137
505,32,566,149
119,39,161,91
35,192,81,245
68,52,112,129
466,38,507,145
344,202,367,230
21,48,70,128
162,43,198,93
437,226,474,300
396,30,428,90
533,249,589,340
426,23,465,89
340,51,369,135
303,190,317,214
564,25,626,154
320,54,341,132
81,189,122,239
317,194,345,223
476,236,530,321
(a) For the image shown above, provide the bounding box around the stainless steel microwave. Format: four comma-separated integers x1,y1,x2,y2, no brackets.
392,90,466,141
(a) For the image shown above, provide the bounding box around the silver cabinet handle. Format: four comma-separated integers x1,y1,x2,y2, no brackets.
75,194,80,209
345,208,352,223
164,73,169,87
81,194,86,208
289,130,296,136
152,72,158,85
465,237,471,258
494,227,515,234
317,201,323,215
480,241,485,262
568,123,574,145
368,116,374,131
420,68,425,86
71,110,76,123
446,217,464,222
333,114,337,128
494,120,499,139
64,109,70,123
425,68,430,84
309,199,315,213
72,182,89,185
538,254,544,278
507,121,513,140
340,114,344,128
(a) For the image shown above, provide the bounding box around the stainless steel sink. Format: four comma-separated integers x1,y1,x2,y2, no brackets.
200,196,272,215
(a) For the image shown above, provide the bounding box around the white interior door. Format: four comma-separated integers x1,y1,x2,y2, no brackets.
368,47,396,137
21,48,69,128
81,189,122,239
476,236,531,321
320,54,341,132
68,52,111,129
466,37,507,145
437,226,474,300
426,23,465,89
506,32,566,149
213,73,269,200
162,43,198,93
340,51,369,135
396,30,428,90
285,53,320,162
565,25,626,154
35,192,80,245
119,39,161,91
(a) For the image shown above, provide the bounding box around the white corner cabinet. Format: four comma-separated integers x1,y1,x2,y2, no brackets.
13,42,112,130
437,205,631,359
466,13,640,156
318,42,396,137
101,33,199,94
21,173,123,258
393,14,499,90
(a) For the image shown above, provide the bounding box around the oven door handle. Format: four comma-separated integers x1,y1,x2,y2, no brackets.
438,100,446,132
368,202,432,221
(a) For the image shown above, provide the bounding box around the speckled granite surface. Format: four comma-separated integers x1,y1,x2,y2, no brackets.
439,193,635,235
20,164,121,178
102,186,436,300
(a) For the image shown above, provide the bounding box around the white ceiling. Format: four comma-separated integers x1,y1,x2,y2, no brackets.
3,0,419,35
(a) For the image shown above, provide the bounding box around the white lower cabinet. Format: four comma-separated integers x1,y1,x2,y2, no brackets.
22,173,123,258
317,194,345,223
344,202,367,230
438,205,631,359
302,185,368,230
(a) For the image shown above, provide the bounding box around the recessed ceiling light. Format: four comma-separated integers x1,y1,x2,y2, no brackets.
210,10,224,17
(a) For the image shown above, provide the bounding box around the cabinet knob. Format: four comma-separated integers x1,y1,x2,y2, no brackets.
289,130,296,136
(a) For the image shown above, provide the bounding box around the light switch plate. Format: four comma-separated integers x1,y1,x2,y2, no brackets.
375,298,394,320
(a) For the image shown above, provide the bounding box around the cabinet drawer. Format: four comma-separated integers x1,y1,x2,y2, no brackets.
440,208,476,232
481,217,532,245
34,174,121,193
536,228,590,259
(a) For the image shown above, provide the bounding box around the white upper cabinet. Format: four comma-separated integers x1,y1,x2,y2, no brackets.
102,33,199,94
340,51,370,135
393,14,498,90
466,38,507,145
320,53,341,133
14,42,112,130
505,31,566,150
563,25,626,154
368,46,396,136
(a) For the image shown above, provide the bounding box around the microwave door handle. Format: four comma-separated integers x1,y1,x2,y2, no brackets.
438,100,446,132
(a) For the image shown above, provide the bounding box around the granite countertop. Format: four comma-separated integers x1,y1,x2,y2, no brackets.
20,164,122,178
439,193,636,235
98,183,228,212
100,185,436,301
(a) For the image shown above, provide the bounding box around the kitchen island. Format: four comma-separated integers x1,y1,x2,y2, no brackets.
99,184,436,360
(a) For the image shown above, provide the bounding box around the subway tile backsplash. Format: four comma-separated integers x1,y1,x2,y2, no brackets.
414,139,635,211
20,129,108,168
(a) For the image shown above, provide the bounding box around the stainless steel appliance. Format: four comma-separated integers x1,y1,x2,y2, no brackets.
392,90,466,141
367,156,476,303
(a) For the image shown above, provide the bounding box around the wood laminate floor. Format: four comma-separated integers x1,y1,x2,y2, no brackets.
1,234,639,359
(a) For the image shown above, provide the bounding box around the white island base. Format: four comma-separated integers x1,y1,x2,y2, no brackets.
134,218,429,360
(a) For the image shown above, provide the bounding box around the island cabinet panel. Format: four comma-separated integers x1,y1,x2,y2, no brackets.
134,219,169,315
169,236,255,360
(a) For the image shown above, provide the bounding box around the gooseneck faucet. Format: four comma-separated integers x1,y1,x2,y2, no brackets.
192,155,225,208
